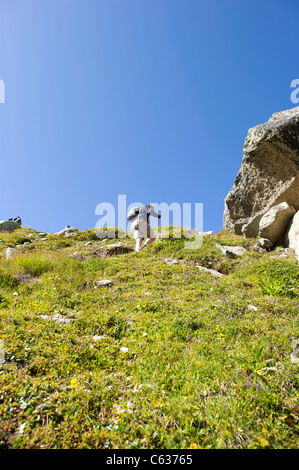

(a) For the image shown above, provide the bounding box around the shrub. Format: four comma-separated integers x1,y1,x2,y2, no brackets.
15,254,54,277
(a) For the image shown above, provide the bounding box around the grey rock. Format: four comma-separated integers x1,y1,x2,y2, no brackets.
55,227,79,236
39,313,72,325
283,211,299,261
224,106,299,237
95,279,114,287
196,266,225,278
258,238,274,250
5,247,20,260
215,244,246,258
247,304,259,311
258,202,296,243
163,258,179,265
0,221,19,232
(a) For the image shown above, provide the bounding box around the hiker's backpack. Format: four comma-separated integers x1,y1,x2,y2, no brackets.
127,207,140,222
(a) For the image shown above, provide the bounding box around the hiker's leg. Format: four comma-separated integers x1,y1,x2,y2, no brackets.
135,237,143,252
142,237,156,248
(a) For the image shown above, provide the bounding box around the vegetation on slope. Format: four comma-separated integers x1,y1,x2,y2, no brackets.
0,227,298,449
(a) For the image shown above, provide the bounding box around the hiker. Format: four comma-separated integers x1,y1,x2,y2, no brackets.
128,204,161,252
8,216,22,226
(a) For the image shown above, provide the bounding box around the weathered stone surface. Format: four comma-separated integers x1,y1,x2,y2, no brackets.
163,258,179,265
0,221,19,232
95,280,114,287
258,238,274,250
283,211,299,261
215,244,246,258
196,265,225,278
223,106,299,237
258,202,296,243
5,247,20,260
55,227,79,236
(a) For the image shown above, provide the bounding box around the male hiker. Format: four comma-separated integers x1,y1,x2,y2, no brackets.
127,204,161,252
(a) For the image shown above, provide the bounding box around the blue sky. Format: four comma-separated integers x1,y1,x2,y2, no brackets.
0,0,298,234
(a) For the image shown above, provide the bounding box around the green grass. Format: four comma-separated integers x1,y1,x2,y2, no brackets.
0,227,298,449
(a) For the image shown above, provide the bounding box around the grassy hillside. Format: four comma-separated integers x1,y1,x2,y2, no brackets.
0,226,298,449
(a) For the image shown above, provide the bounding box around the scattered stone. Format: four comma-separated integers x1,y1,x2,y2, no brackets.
258,238,274,250
223,106,299,237
108,243,123,248
55,227,79,236
198,231,213,236
258,202,296,244
38,232,48,237
196,266,225,278
247,304,259,311
64,232,78,238
95,279,114,287
93,335,106,341
84,241,92,246
5,247,20,260
39,313,72,325
0,221,20,232
252,244,266,253
290,339,299,364
163,258,179,265
215,244,246,258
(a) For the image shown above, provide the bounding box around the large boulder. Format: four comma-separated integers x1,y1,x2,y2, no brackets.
0,221,20,232
258,202,296,244
223,106,299,237
283,211,299,262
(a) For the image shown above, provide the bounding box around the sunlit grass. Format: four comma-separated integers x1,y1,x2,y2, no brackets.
0,227,298,449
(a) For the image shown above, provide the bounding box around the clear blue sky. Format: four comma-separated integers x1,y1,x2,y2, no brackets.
0,0,298,234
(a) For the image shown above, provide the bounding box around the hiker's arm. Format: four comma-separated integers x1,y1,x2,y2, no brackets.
150,209,161,218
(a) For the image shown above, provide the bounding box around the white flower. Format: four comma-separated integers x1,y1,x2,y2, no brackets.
93,335,105,341
120,347,129,352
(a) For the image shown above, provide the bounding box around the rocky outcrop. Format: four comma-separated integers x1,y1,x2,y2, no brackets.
0,221,20,232
223,106,299,237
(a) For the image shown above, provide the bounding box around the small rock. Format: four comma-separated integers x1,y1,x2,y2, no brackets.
196,266,225,278
55,227,79,236
84,241,92,246
216,244,246,258
247,304,259,311
93,335,106,341
258,238,274,250
163,258,179,265
95,280,114,287
39,313,72,325
5,247,20,260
